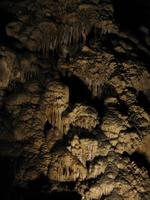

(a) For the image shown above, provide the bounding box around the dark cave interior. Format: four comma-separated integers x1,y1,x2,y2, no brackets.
0,0,150,200
0,0,150,42
112,0,150,30
8,189,82,200
60,73,106,118
130,152,150,176
0,158,82,200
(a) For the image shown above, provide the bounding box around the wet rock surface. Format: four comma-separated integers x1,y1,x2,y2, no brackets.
0,0,150,199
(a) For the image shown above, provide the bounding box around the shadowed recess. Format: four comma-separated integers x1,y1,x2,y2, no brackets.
11,189,82,200
49,191,82,200
129,152,150,176
112,0,150,30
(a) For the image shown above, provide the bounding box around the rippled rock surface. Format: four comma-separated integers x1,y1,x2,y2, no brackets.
0,0,150,199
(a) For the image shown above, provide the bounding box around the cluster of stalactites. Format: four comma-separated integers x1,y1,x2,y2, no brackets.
85,77,103,97
42,81,69,134
48,108,63,134
38,20,91,56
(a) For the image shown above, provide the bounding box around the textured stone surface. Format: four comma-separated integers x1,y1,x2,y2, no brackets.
0,0,150,199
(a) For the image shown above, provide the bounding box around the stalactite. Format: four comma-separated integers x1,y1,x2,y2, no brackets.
86,78,92,93
49,112,52,125
85,78,103,97
88,145,92,160
47,106,65,135
92,83,96,97
52,110,56,126
85,121,88,129
86,78,98,97
38,22,58,56
22,65,39,81
63,124,67,135
57,109,62,133
66,167,69,177
61,11,92,47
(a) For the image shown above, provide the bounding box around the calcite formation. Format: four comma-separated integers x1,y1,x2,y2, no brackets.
60,51,117,97
0,0,150,200
63,104,98,133
41,81,69,133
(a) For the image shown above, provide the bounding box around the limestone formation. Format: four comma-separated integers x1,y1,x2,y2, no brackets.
63,104,98,133
0,0,150,199
60,51,117,97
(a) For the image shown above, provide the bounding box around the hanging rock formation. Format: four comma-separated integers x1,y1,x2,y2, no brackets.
0,0,150,200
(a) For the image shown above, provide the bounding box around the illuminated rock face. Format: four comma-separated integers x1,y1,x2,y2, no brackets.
0,0,150,200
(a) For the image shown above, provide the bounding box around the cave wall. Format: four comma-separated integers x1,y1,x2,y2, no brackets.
0,0,150,199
